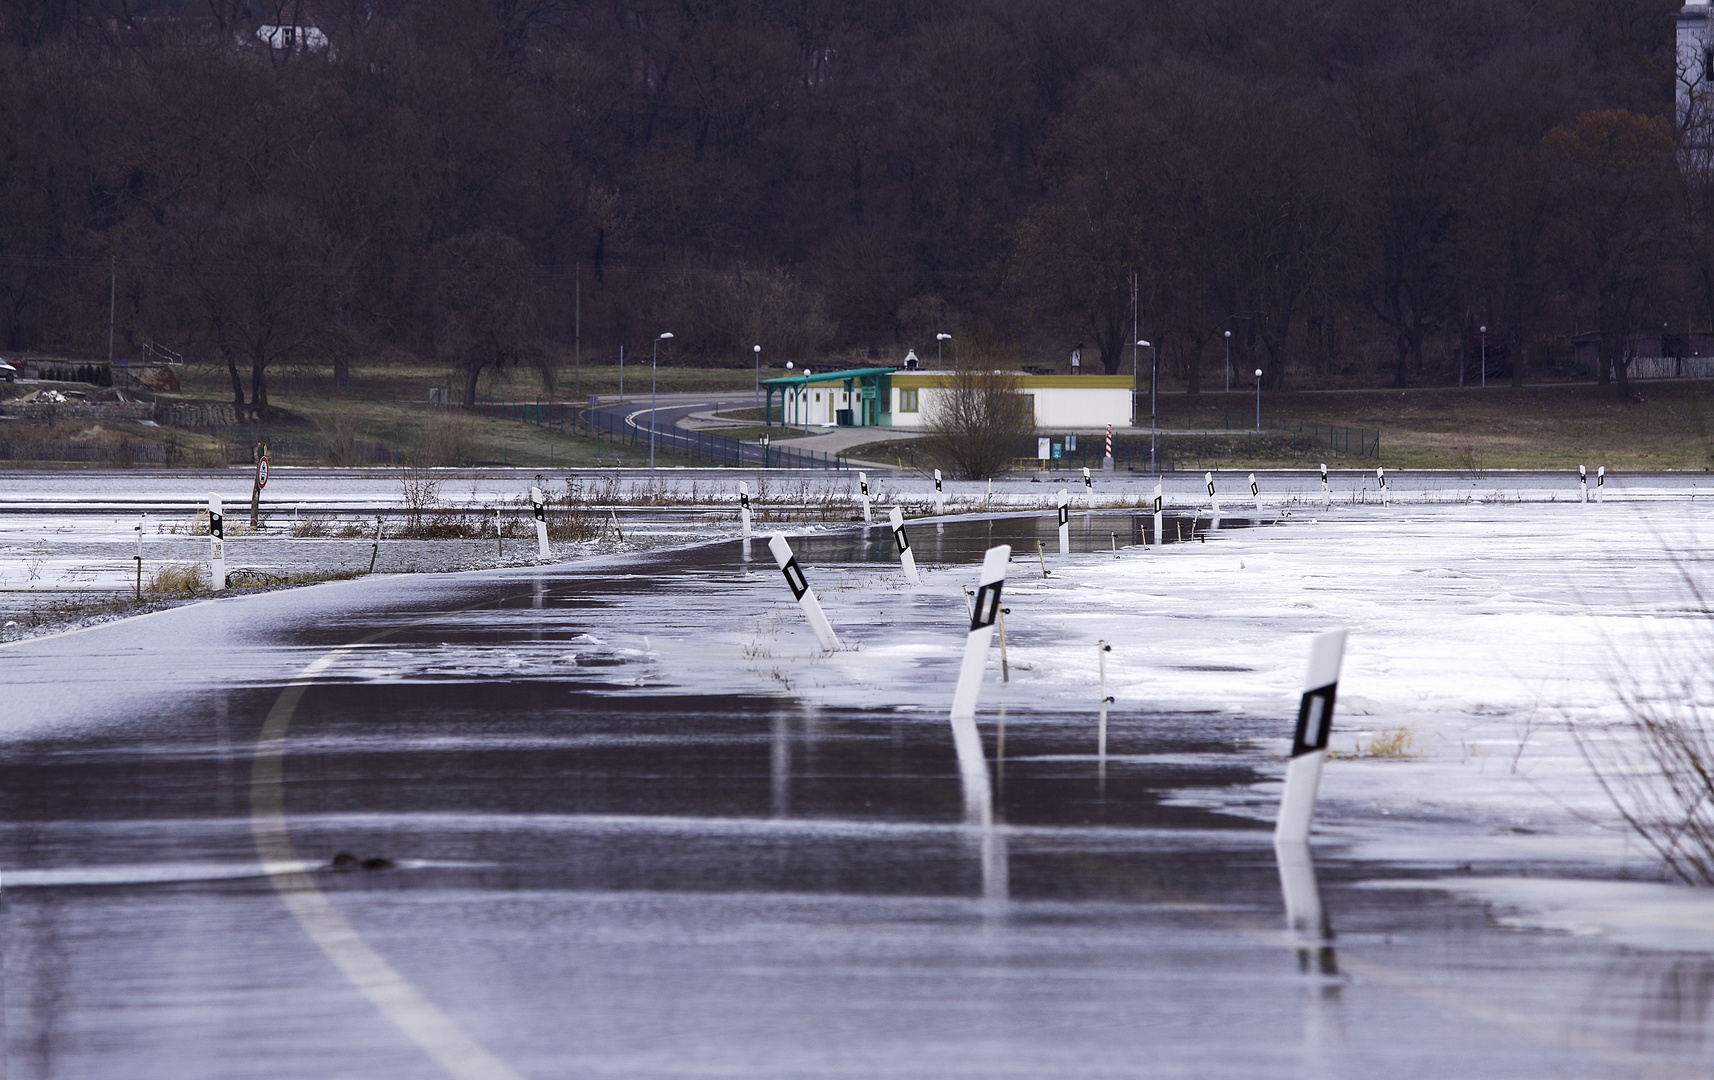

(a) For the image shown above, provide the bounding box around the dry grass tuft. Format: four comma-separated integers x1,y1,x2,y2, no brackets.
146,561,209,594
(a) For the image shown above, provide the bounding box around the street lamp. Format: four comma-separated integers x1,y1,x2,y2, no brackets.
753,344,762,409
1224,330,1232,393
936,333,951,371
650,332,673,471
1138,339,1157,473
1254,368,1263,431
1479,325,1487,389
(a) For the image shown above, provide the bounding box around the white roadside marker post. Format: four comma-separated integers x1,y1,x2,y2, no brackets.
1250,472,1262,514
768,533,842,652
1097,641,1113,757
949,545,1011,822
530,486,550,562
1320,463,1330,508
889,506,921,585
1376,467,1389,506
1597,465,1605,503
1206,471,1219,516
934,469,945,516
368,516,382,574
1578,465,1588,503
1274,629,1348,845
1056,488,1070,555
1082,466,1094,510
208,493,225,591
859,471,872,524
738,480,752,540
134,514,144,600
1153,484,1163,548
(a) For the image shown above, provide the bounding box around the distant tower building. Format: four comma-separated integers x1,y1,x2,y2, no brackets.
1679,1,1713,134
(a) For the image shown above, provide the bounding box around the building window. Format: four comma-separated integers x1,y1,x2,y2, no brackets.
899,388,919,412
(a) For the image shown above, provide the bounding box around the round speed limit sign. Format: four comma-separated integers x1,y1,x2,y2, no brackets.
256,455,270,489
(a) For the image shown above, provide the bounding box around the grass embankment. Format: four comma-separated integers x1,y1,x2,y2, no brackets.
849,382,1714,472
154,361,766,468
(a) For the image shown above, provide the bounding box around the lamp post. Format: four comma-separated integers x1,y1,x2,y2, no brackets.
1138,340,1156,473
650,332,672,471
1224,330,1232,393
1254,368,1263,431
936,333,951,371
1479,325,1487,388
753,344,762,409
618,345,625,398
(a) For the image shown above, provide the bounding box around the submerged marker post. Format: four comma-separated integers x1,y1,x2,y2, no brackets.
134,514,144,600
859,472,872,524
933,469,945,516
1250,472,1262,514
1274,629,1348,845
207,493,225,591
530,486,550,562
1597,465,1605,503
1320,463,1330,508
768,533,842,652
1056,488,1070,555
1205,472,1219,517
368,516,381,574
889,506,920,585
949,545,1012,814
1578,465,1588,504
1097,640,1113,756
738,480,752,540
1152,483,1163,548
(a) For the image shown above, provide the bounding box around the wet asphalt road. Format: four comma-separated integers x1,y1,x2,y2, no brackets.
1,519,1711,1078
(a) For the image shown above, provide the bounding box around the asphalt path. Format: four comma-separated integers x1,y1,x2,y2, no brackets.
1,520,1710,1077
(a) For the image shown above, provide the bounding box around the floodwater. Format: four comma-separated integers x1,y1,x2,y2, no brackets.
0,519,1710,1078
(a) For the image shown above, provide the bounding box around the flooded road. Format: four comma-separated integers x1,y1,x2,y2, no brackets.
1,521,1710,1078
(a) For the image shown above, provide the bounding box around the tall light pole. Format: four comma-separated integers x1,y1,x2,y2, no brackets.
936,333,951,370
753,344,762,409
650,332,672,471
1479,325,1487,388
1138,340,1156,473
1254,368,1263,431
1223,330,1232,393
619,345,625,398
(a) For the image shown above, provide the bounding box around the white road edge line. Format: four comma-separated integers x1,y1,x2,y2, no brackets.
250,643,525,1080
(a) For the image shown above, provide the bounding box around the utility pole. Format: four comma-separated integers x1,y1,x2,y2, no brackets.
108,257,116,366
574,262,581,399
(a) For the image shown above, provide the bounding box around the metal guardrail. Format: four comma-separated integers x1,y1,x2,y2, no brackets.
469,399,850,470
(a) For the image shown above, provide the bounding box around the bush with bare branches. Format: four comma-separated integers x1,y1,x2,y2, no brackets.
918,362,1031,480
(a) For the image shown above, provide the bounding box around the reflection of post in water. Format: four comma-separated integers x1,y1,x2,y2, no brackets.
214,688,233,817
770,711,791,818
1276,839,1343,1049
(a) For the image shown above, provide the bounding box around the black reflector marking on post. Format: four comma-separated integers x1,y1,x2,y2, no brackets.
1057,504,1069,527
970,580,1003,631
1153,496,1162,513
210,512,224,539
893,526,910,554
740,493,750,509
1292,682,1338,758
533,504,545,522
781,557,809,601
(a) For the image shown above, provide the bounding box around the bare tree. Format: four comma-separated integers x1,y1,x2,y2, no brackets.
919,359,1030,480
432,230,544,408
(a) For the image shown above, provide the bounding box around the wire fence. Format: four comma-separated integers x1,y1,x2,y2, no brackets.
1206,412,1380,458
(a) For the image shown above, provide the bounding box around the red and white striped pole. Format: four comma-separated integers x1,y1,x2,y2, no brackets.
1103,424,1114,471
